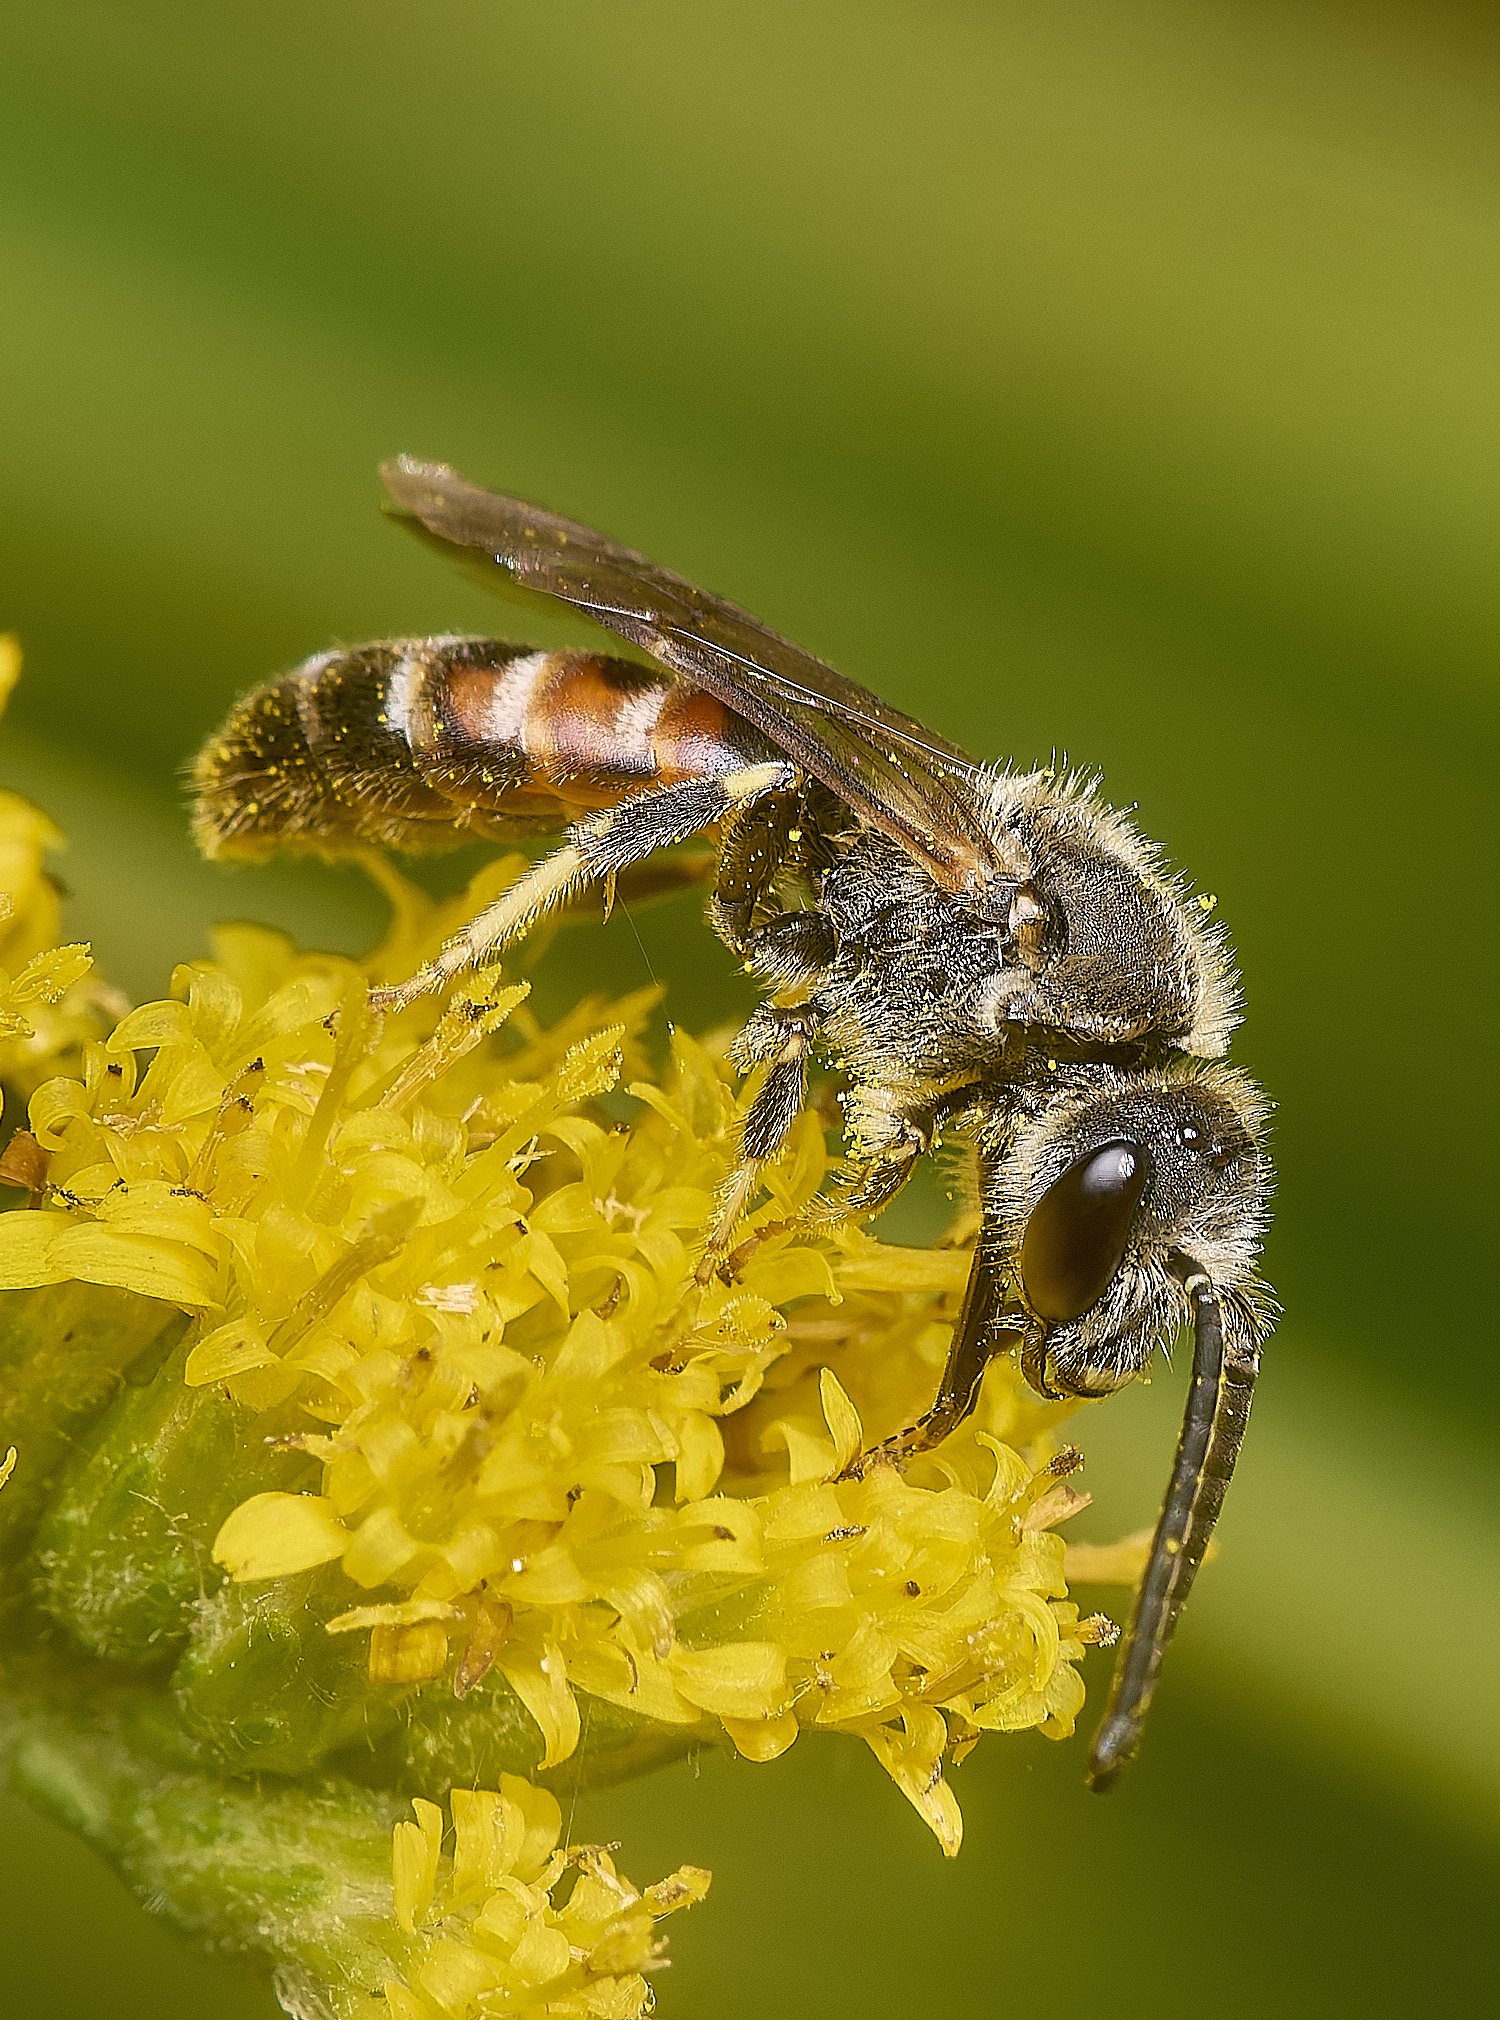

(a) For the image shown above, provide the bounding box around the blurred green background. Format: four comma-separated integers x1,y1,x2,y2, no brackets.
2,2,1498,2014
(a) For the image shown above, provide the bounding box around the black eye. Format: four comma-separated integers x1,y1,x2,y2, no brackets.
1020,1140,1150,1324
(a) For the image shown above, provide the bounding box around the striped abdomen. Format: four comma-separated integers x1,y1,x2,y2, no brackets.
192,637,774,859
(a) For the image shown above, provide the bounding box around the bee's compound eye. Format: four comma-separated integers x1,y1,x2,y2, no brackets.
1020,1140,1151,1324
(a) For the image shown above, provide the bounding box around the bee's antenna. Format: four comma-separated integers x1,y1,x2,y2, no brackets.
1086,1255,1260,1792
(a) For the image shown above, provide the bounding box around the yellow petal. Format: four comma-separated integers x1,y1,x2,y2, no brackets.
832,1230,969,1294
550,1306,630,1385
767,1417,838,1488
819,1367,863,1475
505,1546,587,1607
512,1229,570,1318
673,1411,725,1504
675,1495,763,1572
739,1244,841,1306
497,1771,563,1879
184,1319,273,1386
95,1186,220,1253
50,1223,219,1307
566,1642,701,1728
509,1914,571,1987
863,1711,964,1858
451,1788,526,1893
342,1504,422,1587
0,634,20,713
672,1642,788,1720
498,1641,580,1770
106,999,198,1053
0,1210,73,1288
213,1491,350,1581
778,1550,854,1613
392,1797,443,1931
760,1482,848,1544
26,1080,90,1149
1065,1531,1154,1585
528,1182,599,1235
415,1940,503,2011
830,1616,899,1691
574,1407,676,1468
721,1711,800,1762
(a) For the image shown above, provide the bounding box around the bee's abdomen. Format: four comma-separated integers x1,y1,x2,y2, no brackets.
192,642,466,858
193,637,770,859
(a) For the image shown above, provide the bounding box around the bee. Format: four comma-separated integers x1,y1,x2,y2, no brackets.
193,457,1276,1789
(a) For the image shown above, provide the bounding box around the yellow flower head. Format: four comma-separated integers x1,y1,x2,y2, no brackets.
363,1778,709,2020
0,844,1112,1856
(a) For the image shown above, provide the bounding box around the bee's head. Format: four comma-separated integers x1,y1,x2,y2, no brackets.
969,770,1240,1058
979,1063,1276,1397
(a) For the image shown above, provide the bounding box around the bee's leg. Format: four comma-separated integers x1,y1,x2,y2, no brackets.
705,1063,933,1283
369,761,794,1011
515,847,718,968
697,1002,822,1276
712,1070,947,1277
809,1073,954,1228
556,845,718,919
815,1113,932,1223
737,908,839,988
843,1163,1023,1476
710,787,841,997
707,790,803,955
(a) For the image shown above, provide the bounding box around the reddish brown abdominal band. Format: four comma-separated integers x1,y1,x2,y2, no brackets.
437,650,771,815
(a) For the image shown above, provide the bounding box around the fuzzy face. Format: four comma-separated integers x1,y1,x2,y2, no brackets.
976,1063,1276,1397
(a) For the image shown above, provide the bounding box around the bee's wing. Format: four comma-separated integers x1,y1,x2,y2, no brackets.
382,457,1000,891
